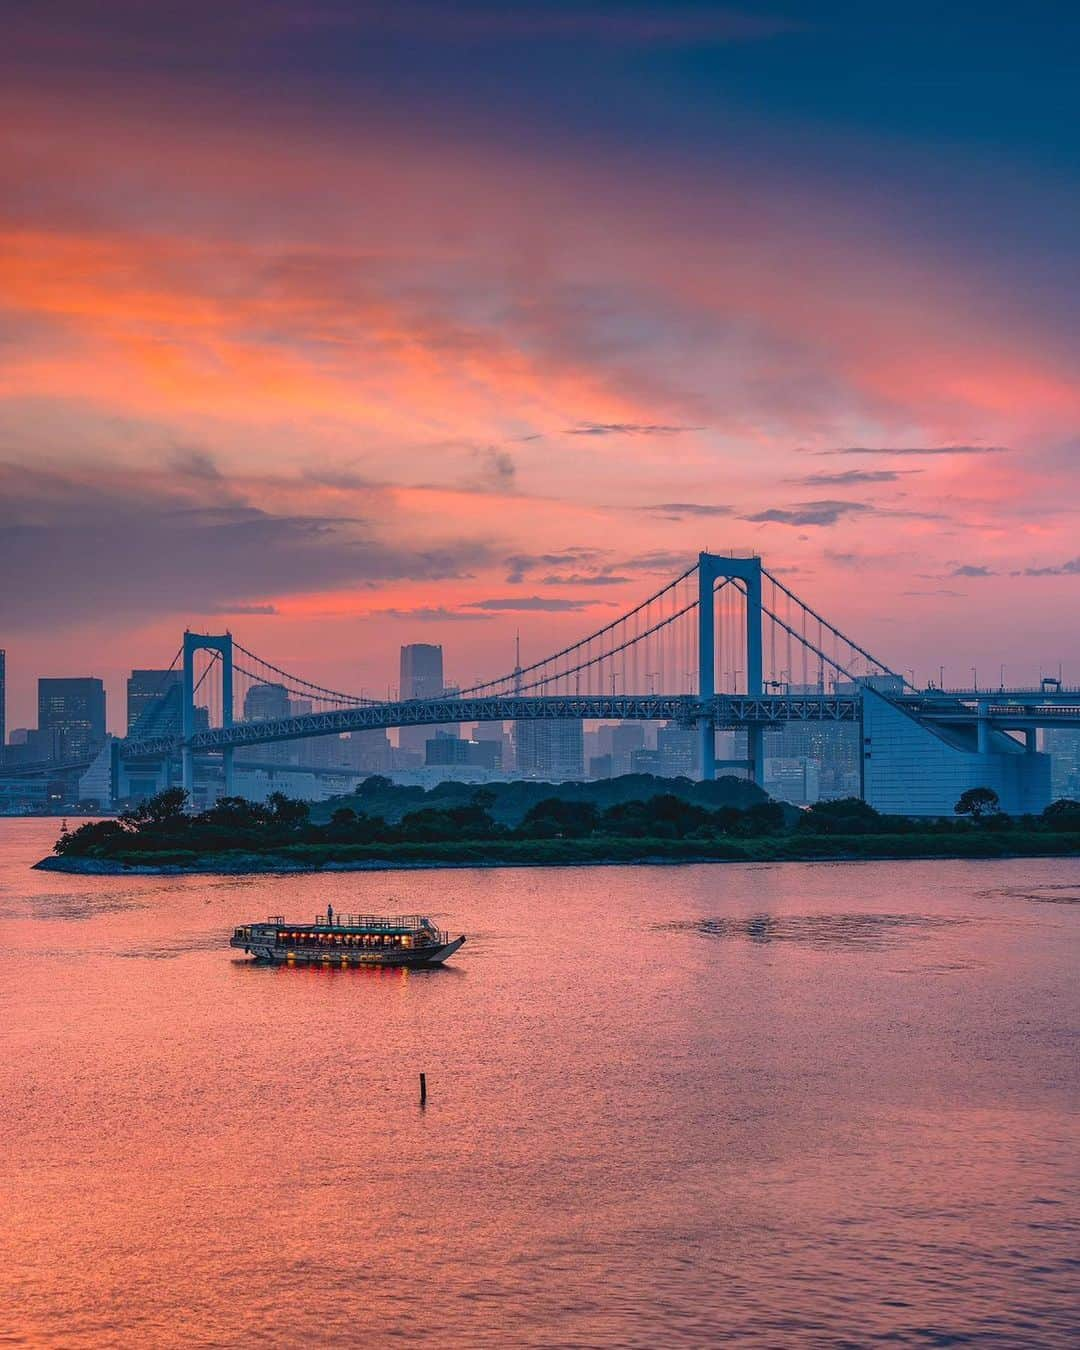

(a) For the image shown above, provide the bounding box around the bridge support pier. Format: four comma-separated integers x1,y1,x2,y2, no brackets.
697,552,764,784
182,631,234,803
748,725,765,786
976,700,990,755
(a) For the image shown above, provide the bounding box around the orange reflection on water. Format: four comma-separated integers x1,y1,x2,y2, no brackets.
1,820,1077,1347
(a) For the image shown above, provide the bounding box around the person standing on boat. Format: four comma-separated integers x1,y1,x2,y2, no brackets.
327,903,334,926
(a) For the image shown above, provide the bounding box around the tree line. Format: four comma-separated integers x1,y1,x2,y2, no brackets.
54,785,1080,859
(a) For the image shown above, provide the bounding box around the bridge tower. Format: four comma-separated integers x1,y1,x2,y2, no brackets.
182,632,234,798
697,553,764,783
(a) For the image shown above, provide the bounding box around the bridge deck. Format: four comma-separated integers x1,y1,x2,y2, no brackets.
118,688,1080,760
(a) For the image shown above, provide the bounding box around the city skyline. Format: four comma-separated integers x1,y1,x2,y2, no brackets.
3,3,1079,726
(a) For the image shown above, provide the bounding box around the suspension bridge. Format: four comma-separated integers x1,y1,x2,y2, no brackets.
102,552,1076,816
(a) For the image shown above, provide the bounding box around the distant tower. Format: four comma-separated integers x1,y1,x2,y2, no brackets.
127,668,182,735
399,643,447,757
37,677,107,762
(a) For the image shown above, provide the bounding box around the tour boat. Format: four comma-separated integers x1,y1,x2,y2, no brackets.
230,911,466,967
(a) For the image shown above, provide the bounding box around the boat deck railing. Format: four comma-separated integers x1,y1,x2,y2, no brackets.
262,913,434,930
313,913,433,930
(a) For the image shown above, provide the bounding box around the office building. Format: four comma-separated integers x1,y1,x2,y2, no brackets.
126,668,182,735
241,683,291,766
597,723,646,776
764,757,821,805
37,677,107,762
244,683,291,722
425,734,502,771
515,719,584,780
471,721,513,772
344,730,393,775
399,643,454,756
1042,729,1080,799
656,722,699,778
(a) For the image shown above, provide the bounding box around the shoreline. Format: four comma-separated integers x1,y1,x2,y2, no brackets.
34,834,1080,875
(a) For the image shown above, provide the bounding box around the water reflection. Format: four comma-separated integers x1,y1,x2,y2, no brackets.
0,820,1076,1348
980,883,1080,906
657,910,971,951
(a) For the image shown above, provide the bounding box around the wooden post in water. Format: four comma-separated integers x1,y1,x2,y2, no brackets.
419,1072,427,1106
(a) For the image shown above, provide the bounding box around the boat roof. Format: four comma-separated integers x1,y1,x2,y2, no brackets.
259,913,436,934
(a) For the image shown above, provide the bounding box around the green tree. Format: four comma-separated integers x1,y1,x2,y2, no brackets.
120,787,189,830
54,819,127,856
520,798,599,839
799,796,883,835
741,801,786,835
954,787,1000,821
1042,798,1080,832
267,792,310,831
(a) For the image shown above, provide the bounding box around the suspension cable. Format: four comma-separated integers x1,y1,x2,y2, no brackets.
457,561,698,695
232,641,376,704
761,567,902,679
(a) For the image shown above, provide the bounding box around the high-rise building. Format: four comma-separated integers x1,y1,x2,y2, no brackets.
243,683,291,722
597,723,646,775
126,668,182,734
471,721,513,772
399,643,451,756
343,730,393,775
515,719,584,780
37,677,107,761
241,683,291,766
400,643,444,698
0,649,5,756
1043,729,1080,799
656,722,699,778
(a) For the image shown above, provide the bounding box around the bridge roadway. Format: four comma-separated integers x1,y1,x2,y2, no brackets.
121,687,1080,761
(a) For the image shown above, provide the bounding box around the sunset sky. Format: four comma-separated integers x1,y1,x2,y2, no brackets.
3,1,1078,728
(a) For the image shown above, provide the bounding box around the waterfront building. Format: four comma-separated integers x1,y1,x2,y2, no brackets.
861,687,1050,816
37,677,107,762
126,669,182,735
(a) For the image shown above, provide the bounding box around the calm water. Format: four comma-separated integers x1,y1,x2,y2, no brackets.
1,820,1077,1348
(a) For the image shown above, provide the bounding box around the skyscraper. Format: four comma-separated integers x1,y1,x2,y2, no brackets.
37,677,107,761
515,719,584,780
127,668,182,734
243,683,291,722
242,683,291,765
399,643,446,757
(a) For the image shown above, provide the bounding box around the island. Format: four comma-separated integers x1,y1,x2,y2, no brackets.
35,776,1080,873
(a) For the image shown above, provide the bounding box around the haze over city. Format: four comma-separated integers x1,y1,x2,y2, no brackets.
3,1,1079,729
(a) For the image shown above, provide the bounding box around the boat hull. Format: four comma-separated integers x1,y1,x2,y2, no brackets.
234,935,465,968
